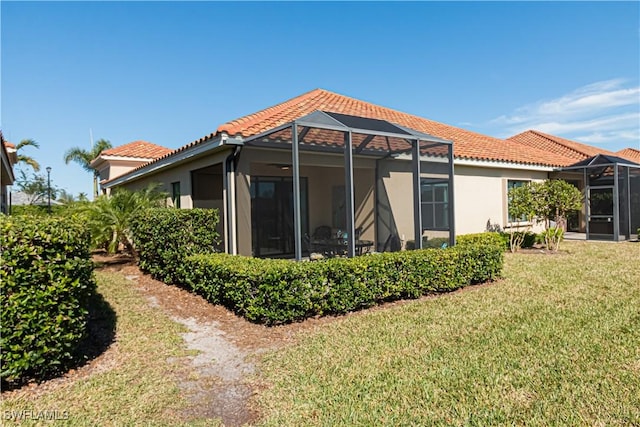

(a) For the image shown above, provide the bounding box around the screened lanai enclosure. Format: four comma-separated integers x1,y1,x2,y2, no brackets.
234,111,455,259
553,154,640,241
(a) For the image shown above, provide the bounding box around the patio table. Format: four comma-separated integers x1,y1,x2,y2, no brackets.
311,238,374,257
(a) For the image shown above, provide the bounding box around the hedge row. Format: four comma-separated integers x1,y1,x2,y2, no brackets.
129,208,221,284
178,233,503,325
0,215,96,385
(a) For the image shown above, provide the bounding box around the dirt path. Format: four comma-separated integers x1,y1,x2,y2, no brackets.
110,262,328,426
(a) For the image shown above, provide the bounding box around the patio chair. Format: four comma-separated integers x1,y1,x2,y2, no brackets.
312,225,332,241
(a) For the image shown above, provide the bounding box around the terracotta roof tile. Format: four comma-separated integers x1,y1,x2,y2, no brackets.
101,140,172,159
508,130,617,162
616,147,640,163
113,89,600,183
216,89,577,167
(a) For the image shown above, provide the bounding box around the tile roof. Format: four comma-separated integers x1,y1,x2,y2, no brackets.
100,140,172,159
508,130,617,163
111,89,605,184
616,148,640,163
216,89,576,167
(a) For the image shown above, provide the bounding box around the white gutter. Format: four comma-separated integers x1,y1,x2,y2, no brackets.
454,158,556,172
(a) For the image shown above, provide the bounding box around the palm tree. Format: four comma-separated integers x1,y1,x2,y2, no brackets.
16,139,41,171
63,139,112,198
56,189,76,205
82,183,167,255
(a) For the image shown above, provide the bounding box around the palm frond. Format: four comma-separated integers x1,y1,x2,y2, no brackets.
17,155,41,172
16,139,40,151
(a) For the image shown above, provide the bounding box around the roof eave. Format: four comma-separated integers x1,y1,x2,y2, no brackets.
103,135,242,188
454,157,557,171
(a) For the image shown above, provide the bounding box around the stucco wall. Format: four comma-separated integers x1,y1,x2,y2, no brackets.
117,151,231,209
454,165,549,234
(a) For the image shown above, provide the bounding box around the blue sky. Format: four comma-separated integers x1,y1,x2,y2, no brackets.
2,1,639,198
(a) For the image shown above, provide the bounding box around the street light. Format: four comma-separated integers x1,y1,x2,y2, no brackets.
46,166,52,214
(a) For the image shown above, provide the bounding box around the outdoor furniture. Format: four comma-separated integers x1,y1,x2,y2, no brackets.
312,225,332,240
309,237,374,257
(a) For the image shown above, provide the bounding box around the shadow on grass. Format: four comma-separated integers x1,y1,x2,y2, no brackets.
74,289,117,366
1,290,117,392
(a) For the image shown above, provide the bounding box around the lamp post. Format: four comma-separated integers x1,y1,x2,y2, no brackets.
46,166,52,214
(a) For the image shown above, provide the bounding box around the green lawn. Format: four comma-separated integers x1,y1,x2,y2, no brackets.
0,271,196,426
255,241,640,426
1,241,638,426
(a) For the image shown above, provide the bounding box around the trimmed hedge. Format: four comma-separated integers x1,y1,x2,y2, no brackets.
181,233,503,325
1,215,96,385
130,208,220,284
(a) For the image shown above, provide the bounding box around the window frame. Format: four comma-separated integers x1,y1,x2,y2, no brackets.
420,178,449,231
171,181,181,208
506,179,531,224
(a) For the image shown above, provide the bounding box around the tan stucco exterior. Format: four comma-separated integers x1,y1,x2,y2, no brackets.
107,142,560,256
97,159,151,185
454,165,548,234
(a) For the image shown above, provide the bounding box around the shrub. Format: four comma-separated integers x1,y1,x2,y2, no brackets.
130,208,220,284
0,215,96,386
540,227,564,251
10,204,73,217
405,236,450,250
181,233,503,325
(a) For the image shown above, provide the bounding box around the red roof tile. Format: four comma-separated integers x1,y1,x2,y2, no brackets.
616,148,640,163
508,130,617,162
101,140,171,159
111,89,600,184
216,89,576,167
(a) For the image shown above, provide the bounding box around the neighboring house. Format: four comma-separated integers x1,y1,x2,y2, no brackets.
509,130,640,240
10,191,64,207
100,89,639,256
616,148,640,164
1,134,17,214
90,140,173,194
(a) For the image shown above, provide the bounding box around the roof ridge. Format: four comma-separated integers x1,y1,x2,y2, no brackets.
218,88,327,135
618,147,640,153
287,88,515,146
528,130,592,158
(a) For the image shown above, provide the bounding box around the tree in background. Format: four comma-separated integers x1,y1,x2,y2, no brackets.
15,139,41,172
56,189,90,205
534,179,583,252
63,139,113,199
14,170,58,205
82,183,167,255
506,184,537,252
506,179,583,252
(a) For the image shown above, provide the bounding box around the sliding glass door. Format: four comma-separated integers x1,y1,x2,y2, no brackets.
250,176,308,257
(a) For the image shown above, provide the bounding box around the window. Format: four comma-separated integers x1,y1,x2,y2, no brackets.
421,179,449,230
171,182,181,208
507,180,529,222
